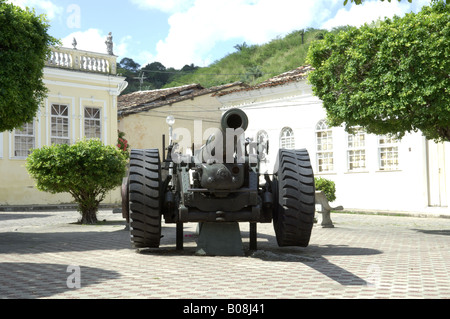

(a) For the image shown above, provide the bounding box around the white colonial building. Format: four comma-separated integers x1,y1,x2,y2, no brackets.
216,66,450,214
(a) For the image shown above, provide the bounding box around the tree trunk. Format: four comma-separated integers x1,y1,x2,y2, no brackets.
71,190,103,225
80,207,98,225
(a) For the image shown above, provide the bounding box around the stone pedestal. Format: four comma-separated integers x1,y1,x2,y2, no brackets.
315,191,344,228
196,222,244,256
316,210,335,228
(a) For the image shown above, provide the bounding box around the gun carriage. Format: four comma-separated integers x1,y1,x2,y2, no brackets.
121,108,315,250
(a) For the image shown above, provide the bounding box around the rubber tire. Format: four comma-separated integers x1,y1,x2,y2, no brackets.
128,149,162,248
273,149,315,247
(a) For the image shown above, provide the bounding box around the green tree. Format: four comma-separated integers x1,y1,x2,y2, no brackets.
142,61,170,89
180,63,199,73
344,0,413,4
234,42,249,52
0,0,58,132
345,0,450,4
307,0,450,142
26,139,128,224
118,57,141,72
242,65,264,84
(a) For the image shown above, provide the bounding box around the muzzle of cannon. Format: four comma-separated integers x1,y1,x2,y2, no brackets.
196,108,250,191
220,108,249,132
198,108,249,164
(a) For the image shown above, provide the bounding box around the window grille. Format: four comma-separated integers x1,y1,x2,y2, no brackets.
316,120,333,172
280,127,295,150
51,104,70,145
378,135,399,170
14,121,35,157
347,127,366,171
84,107,102,140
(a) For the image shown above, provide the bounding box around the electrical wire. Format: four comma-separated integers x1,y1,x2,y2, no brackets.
124,69,282,77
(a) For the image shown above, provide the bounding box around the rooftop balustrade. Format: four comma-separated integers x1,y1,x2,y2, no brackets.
46,46,117,75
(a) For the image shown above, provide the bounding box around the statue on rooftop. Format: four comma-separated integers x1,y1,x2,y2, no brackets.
105,32,114,55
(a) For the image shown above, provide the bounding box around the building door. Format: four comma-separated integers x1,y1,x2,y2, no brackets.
428,141,448,207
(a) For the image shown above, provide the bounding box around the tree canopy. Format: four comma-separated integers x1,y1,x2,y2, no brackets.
119,57,141,72
117,58,200,94
0,0,58,132
344,0,412,4
307,0,450,142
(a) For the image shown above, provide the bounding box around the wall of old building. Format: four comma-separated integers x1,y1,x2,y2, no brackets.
0,54,126,206
118,93,225,160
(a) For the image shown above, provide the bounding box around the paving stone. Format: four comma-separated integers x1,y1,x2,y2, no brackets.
0,210,450,299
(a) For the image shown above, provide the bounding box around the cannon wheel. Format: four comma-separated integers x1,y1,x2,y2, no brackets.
273,149,315,247
128,149,162,248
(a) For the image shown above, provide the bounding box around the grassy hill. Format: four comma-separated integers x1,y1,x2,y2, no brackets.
118,27,348,94
164,28,331,88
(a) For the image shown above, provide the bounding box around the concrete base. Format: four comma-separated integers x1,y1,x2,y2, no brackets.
196,222,244,256
316,211,335,228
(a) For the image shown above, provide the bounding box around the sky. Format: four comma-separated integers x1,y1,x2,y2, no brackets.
9,0,431,69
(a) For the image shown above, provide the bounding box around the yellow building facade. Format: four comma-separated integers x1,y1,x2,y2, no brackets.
0,46,127,207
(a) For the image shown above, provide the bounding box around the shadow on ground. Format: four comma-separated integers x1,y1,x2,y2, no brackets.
412,229,450,236
0,219,384,288
138,226,382,287
0,262,120,298
0,213,53,221
0,224,132,255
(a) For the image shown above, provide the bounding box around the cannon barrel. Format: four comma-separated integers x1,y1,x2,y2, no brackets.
220,108,248,131
199,108,249,163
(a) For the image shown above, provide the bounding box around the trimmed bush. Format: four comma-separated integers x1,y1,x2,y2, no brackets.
314,177,336,202
26,139,128,224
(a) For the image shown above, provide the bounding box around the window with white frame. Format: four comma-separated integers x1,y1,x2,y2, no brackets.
316,120,334,172
14,121,35,158
347,127,366,171
84,107,102,140
378,135,399,171
280,127,295,150
51,104,70,145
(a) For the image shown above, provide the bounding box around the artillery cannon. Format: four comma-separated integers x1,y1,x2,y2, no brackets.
121,108,316,250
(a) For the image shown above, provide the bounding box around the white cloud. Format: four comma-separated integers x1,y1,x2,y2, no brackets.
9,0,63,19
152,0,321,68
61,29,110,54
131,0,432,69
115,35,133,57
321,0,431,30
133,50,155,68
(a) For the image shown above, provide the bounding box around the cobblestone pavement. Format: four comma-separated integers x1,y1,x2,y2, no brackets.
0,209,450,299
